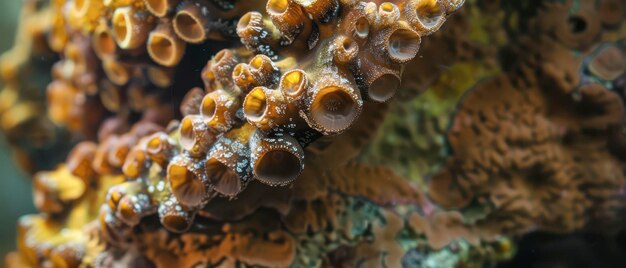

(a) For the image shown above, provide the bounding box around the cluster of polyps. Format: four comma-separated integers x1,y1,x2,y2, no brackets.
43,0,271,143
55,0,463,186
5,2,464,265
90,1,464,237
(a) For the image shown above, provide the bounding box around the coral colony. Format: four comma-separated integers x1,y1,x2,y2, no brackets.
1,0,625,267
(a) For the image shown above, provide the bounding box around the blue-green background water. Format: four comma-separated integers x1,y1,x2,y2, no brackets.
0,0,37,261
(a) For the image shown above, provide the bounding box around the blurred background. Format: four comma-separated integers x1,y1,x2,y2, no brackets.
0,0,37,260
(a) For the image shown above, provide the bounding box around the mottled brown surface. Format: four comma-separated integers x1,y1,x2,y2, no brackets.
429,0,626,237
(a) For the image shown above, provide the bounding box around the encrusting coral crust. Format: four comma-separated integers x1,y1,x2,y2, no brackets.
362,0,505,182
428,0,626,238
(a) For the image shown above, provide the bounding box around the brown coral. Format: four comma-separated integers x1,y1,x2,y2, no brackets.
429,0,626,237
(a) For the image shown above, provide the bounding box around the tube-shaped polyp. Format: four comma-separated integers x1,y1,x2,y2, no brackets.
180,87,205,116
145,132,175,166
167,155,211,207
107,134,135,168
147,21,186,67
367,72,401,103
107,123,158,168
205,138,253,196
102,58,131,86
112,7,153,49
267,0,308,41
356,60,402,103
144,0,181,17
70,0,103,25
279,69,309,106
99,80,124,112
146,66,175,88
179,114,217,157
117,192,154,226
304,76,362,134
173,1,212,43
405,0,446,35
250,54,280,85
249,132,304,186
233,63,256,93
237,12,276,51
333,35,359,65
92,136,118,175
158,196,195,232
105,180,143,214
243,86,294,132
377,2,401,26
336,3,370,40
233,55,280,93
202,49,238,90
92,22,117,59
201,89,240,132
122,144,148,179
378,24,422,63
66,141,97,179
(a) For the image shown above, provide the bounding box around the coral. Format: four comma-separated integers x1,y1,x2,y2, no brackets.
428,0,626,237
6,0,625,267
357,0,626,250
361,0,503,183
1,1,525,268
88,0,467,241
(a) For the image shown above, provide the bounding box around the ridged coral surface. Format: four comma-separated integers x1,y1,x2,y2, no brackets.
428,0,626,238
